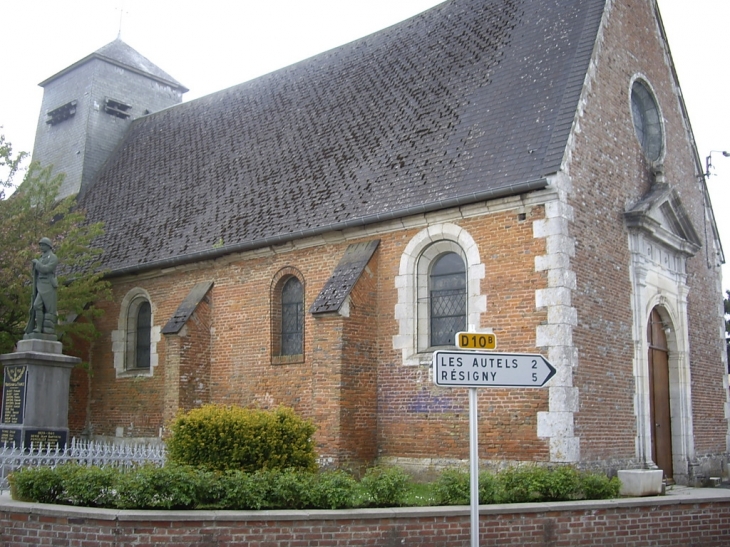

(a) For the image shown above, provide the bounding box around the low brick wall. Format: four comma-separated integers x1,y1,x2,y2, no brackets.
1,490,729,546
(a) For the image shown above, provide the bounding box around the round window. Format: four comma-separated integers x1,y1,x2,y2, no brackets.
631,80,663,162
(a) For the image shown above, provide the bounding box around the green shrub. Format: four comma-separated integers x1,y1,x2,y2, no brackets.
266,468,315,509
494,466,543,503
540,466,581,501
114,464,199,509
9,466,66,504
478,471,499,504
209,470,274,510
359,466,411,507
493,465,619,503
310,470,358,509
9,461,620,510
433,469,500,505
433,469,469,505
579,472,621,500
166,405,317,473
62,465,118,507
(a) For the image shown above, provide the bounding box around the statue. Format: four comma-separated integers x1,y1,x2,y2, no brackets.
25,237,59,337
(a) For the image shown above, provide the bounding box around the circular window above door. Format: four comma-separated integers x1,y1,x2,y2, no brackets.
631,79,664,162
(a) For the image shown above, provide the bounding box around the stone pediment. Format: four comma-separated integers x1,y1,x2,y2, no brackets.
624,183,701,256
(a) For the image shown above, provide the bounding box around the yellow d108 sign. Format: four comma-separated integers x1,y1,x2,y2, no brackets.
456,332,496,350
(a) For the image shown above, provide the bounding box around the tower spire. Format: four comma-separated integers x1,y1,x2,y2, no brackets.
115,5,128,40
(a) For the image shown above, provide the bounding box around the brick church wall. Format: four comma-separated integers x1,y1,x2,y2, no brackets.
339,251,379,469
566,0,726,463
82,204,553,465
375,207,550,465
162,293,213,424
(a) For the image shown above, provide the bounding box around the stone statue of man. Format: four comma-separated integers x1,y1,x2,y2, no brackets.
25,237,59,336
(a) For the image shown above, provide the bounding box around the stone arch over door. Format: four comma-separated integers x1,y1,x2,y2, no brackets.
633,295,694,484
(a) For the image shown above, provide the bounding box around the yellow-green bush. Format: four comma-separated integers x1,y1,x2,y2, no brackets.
165,405,317,472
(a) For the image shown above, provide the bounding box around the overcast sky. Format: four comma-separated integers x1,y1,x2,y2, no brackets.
1,0,728,290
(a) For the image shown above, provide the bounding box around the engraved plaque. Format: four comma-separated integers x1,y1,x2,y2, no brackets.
1,366,27,425
0,428,21,447
24,429,67,448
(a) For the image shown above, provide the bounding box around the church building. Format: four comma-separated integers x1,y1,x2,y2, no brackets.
29,0,729,484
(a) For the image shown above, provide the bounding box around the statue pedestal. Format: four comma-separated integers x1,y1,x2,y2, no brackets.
0,338,80,447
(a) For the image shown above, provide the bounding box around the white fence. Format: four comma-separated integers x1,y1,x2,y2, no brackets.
0,438,166,491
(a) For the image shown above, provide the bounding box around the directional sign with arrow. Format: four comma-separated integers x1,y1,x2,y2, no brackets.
433,351,556,388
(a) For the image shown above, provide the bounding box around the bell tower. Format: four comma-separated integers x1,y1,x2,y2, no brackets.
31,39,187,199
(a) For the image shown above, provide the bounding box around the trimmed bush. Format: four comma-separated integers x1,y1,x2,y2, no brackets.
433,469,499,505
166,405,317,472
540,465,581,501
199,469,273,510
9,463,620,510
433,468,470,505
9,466,65,504
478,471,499,504
310,470,358,510
434,466,616,505
359,466,411,507
114,464,200,509
62,465,118,507
579,472,621,499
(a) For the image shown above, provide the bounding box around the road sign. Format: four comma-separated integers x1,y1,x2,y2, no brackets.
433,350,556,388
456,331,496,350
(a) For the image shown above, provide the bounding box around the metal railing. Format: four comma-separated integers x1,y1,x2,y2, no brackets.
0,438,166,491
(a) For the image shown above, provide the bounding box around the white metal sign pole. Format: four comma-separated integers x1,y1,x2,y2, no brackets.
433,341,556,547
469,387,479,547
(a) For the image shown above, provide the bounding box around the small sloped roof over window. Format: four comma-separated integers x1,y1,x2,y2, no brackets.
80,0,606,276
311,240,380,315
161,281,214,334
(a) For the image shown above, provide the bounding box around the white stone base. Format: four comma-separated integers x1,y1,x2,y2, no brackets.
618,469,663,497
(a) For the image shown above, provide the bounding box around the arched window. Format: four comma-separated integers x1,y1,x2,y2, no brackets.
126,296,152,370
134,301,152,369
113,288,159,377
271,268,306,363
394,224,485,365
429,252,467,347
281,277,304,356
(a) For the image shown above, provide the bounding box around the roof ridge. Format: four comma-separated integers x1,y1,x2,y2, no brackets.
39,38,188,91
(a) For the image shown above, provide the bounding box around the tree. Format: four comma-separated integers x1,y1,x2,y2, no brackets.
0,135,110,355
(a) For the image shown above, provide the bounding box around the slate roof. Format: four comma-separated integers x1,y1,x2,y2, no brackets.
79,0,605,276
40,39,188,92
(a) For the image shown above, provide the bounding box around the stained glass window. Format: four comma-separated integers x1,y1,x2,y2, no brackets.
281,277,303,355
430,252,466,346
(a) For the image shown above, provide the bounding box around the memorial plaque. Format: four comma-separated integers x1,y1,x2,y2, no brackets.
0,428,21,447
24,429,67,448
2,366,28,425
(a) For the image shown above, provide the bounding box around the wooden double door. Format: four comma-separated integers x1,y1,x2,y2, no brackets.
648,308,673,481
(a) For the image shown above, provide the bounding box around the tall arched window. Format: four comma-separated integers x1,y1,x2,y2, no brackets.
134,301,152,369
394,223,485,366
429,252,466,346
113,288,159,377
126,296,152,370
281,276,304,356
